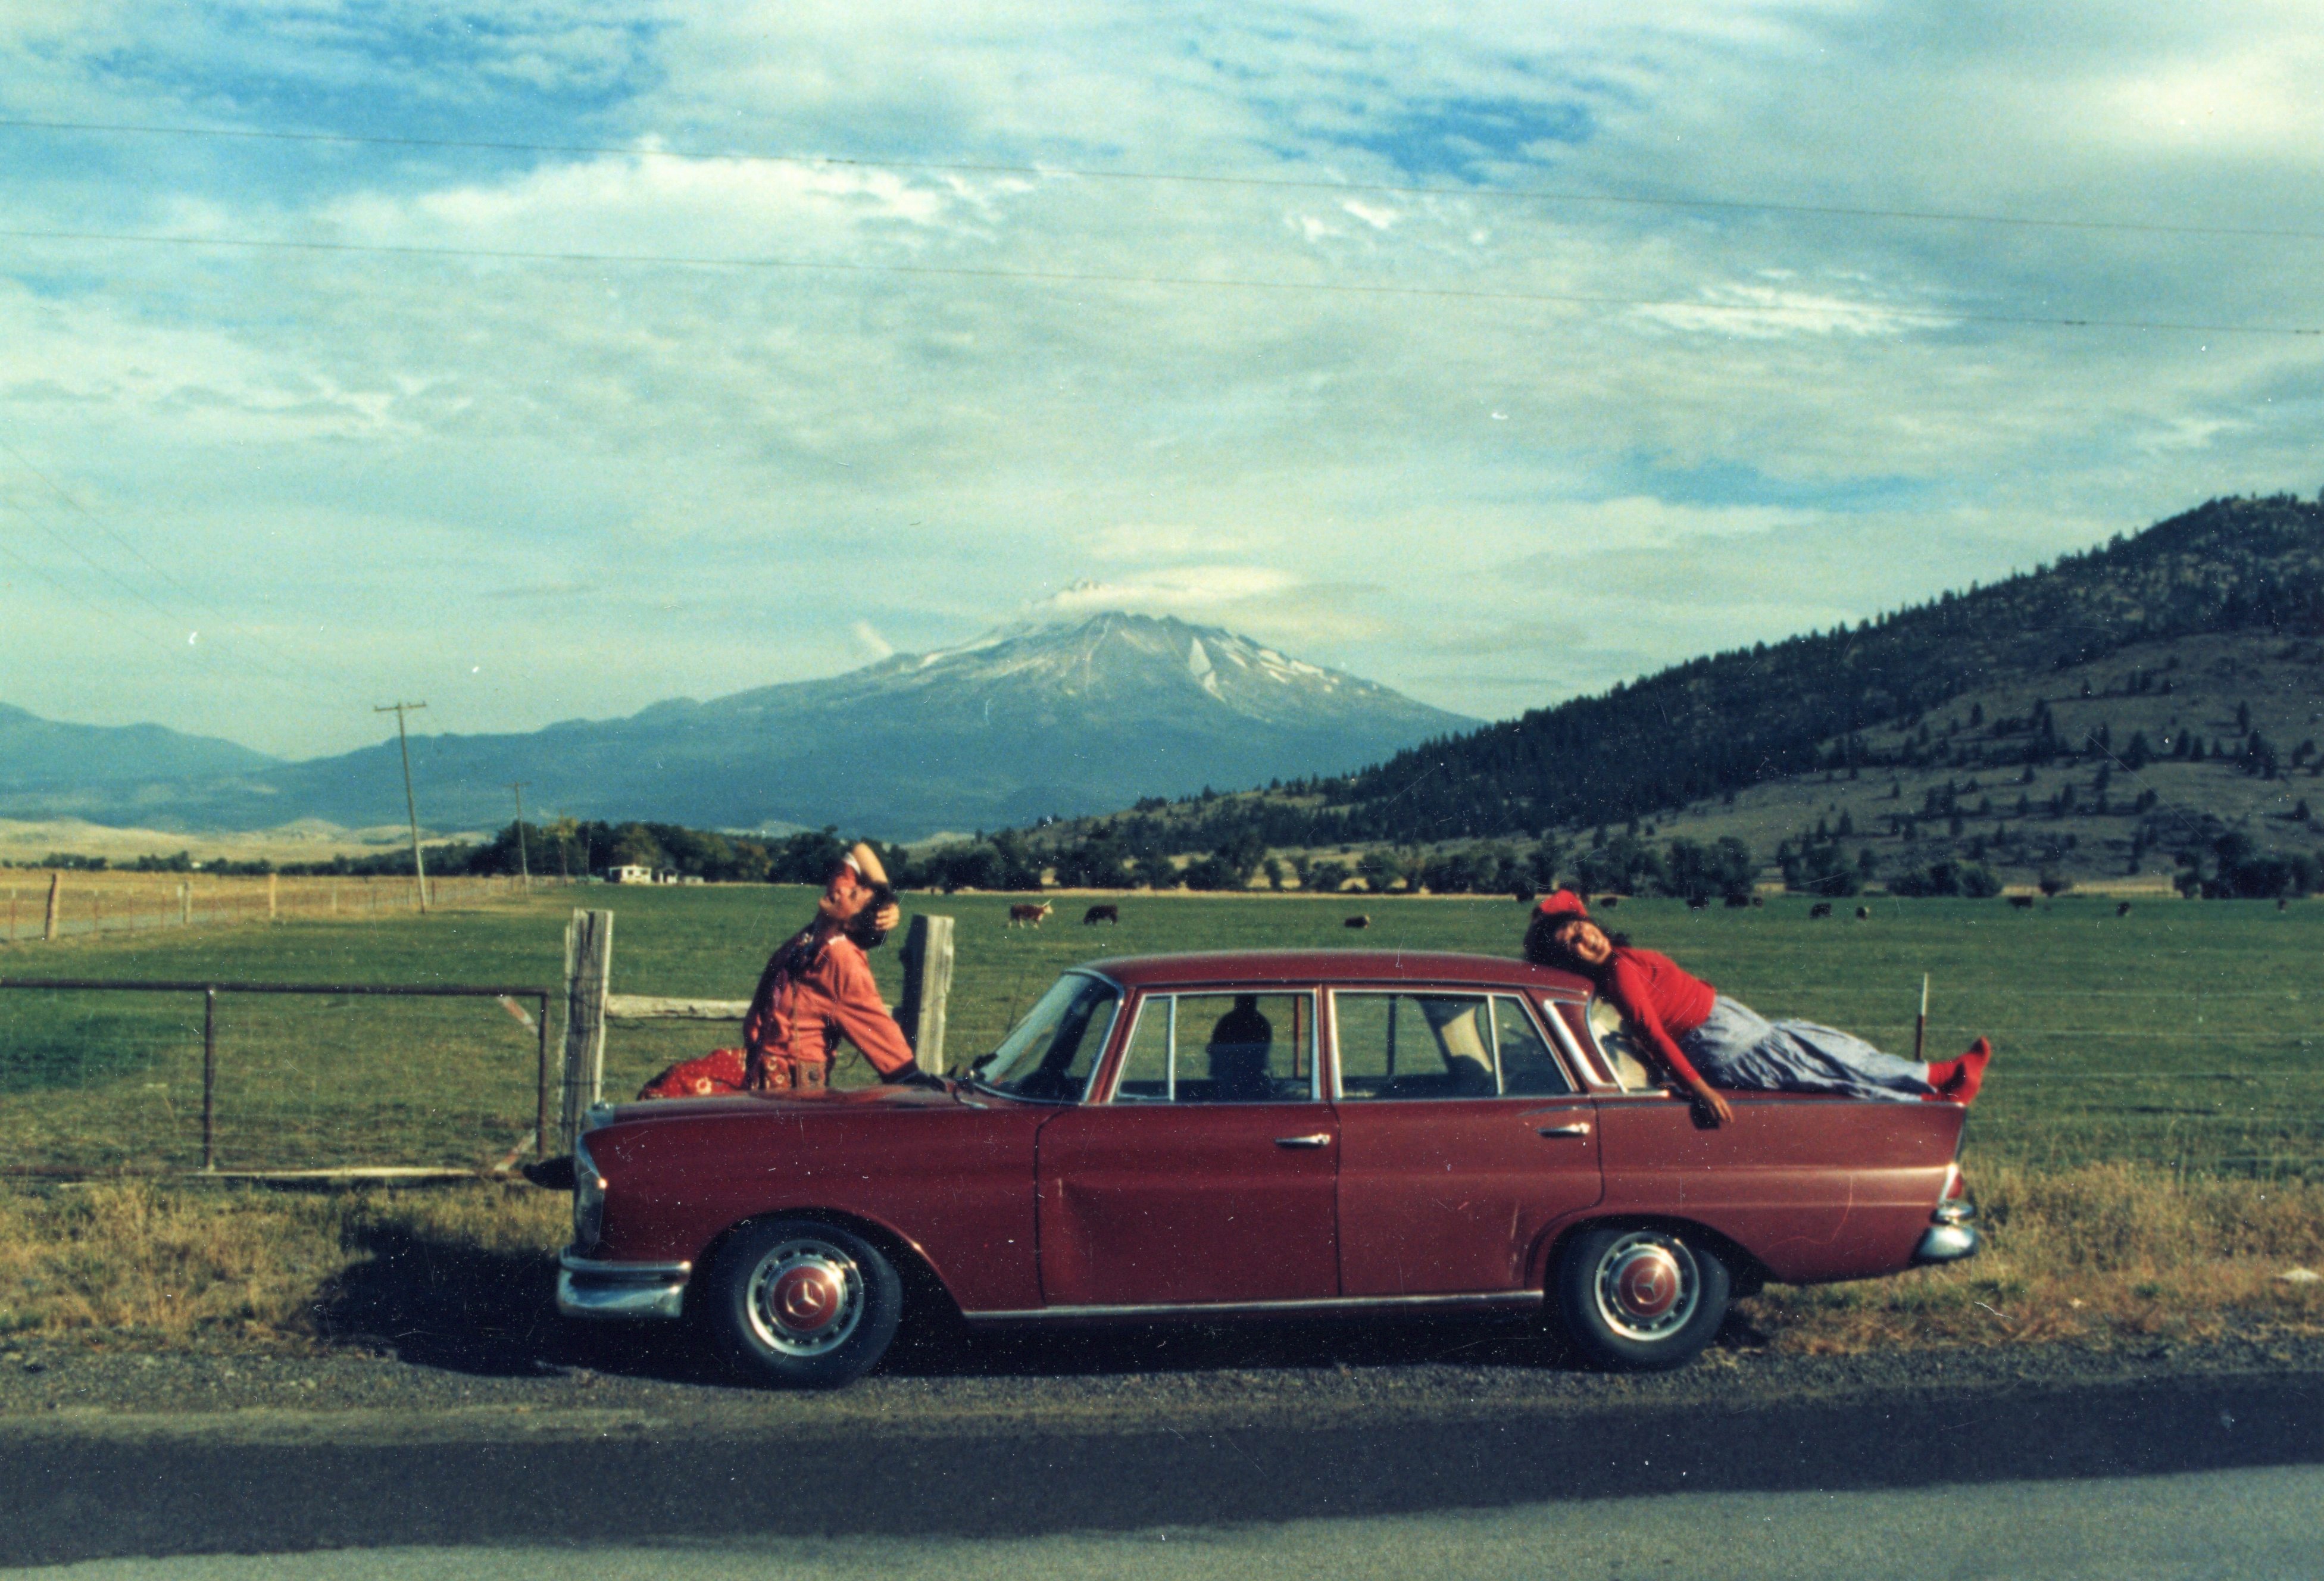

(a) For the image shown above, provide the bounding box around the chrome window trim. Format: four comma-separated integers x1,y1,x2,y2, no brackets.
1101,988,1319,1104
1333,988,1587,1101
1539,992,1626,1092
1489,992,1581,1098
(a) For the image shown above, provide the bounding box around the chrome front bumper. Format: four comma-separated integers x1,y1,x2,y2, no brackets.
1914,1223,1982,1263
556,1248,692,1320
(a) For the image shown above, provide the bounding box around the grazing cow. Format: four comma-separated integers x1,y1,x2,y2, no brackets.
1750,896,1766,908
1596,895,1622,910
1808,902,1833,919
2008,895,2036,910
1686,895,1711,910
1344,914,1372,929
1082,904,1120,925
1007,901,1054,927
1855,905,1872,920
1725,894,1751,909
2280,897,2292,911
2116,901,2133,917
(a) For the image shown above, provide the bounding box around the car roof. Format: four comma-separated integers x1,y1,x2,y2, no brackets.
1080,949,1590,995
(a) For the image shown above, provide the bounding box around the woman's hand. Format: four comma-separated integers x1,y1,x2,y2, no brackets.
1690,1085,1734,1126
872,901,901,935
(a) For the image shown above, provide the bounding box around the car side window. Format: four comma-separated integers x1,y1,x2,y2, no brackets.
1585,995,1660,1091
1332,992,1500,1099
1113,992,1317,1102
1493,995,1573,1096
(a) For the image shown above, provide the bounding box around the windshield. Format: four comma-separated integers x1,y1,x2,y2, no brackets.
969,973,1122,1101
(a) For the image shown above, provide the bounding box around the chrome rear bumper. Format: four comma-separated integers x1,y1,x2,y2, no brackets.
1914,1223,1981,1263
556,1248,691,1320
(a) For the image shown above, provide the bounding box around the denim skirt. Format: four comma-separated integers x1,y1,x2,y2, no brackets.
1676,996,1932,1101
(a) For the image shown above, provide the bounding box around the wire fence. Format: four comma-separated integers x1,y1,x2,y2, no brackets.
0,977,554,1178
0,873,545,943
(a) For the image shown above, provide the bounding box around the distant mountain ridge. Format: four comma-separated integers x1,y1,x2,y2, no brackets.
0,704,276,810
3,614,1475,841
1077,495,2324,851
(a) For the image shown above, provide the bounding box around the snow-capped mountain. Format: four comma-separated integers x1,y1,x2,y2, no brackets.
23,614,1474,840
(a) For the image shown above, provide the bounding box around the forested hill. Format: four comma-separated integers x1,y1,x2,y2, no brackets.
1317,495,2324,843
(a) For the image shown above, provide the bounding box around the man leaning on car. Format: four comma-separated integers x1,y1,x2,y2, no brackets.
636,842,940,1098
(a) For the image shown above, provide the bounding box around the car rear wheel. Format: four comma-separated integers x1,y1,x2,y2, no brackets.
1555,1225,1730,1371
705,1218,902,1389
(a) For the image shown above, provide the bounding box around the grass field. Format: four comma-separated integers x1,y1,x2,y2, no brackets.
1,885,2318,1179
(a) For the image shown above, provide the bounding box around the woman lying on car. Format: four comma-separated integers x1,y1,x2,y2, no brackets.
1522,890,1991,1126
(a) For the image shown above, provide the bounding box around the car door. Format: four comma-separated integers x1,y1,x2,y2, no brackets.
1036,988,1339,1308
1330,988,1603,1297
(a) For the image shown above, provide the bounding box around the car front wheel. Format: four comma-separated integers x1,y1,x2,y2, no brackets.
1555,1224,1730,1371
705,1218,902,1389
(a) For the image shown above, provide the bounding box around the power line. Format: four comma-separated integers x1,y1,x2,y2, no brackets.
2,224,2317,338
4,114,2320,246
0,433,316,689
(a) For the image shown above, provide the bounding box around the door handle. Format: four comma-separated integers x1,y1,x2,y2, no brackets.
1536,1121,1592,1138
1274,1133,1332,1148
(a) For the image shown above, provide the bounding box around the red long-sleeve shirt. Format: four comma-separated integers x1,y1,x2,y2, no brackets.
743,926,915,1079
1601,948,1717,1090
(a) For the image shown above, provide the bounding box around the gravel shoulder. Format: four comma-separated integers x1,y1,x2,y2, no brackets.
4,1324,2323,1445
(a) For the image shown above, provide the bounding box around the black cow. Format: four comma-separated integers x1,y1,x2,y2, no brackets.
1082,904,1120,925
1344,914,1372,929
1809,902,1833,919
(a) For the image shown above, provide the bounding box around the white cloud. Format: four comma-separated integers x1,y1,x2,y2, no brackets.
5,0,2323,755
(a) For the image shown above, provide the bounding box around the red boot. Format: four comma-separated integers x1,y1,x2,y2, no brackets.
1941,1038,1992,1105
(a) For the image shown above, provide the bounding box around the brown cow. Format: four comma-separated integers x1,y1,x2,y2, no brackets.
1344,914,1372,929
1007,901,1054,927
1808,902,1833,919
1082,904,1120,925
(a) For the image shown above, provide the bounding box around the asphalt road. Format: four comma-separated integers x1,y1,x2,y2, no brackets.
10,1466,2324,1581
5,1338,2323,1568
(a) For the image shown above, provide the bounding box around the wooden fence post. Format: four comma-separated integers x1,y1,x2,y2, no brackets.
267,872,279,922
43,873,61,941
896,914,955,1074
178,882,190,926
560,908,614,1151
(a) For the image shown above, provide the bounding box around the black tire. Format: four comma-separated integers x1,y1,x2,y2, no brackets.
704,1218,902,1389
1554,1224,1730,1371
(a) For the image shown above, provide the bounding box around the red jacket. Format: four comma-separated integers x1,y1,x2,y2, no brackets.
743,926,915,1079
1601,948,1716,1089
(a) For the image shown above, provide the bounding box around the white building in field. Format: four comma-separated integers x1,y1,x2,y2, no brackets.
607,864,654,884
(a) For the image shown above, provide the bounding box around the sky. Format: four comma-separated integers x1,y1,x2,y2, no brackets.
2,1,2321,759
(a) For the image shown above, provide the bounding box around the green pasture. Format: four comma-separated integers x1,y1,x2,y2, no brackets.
0,886,2316,1179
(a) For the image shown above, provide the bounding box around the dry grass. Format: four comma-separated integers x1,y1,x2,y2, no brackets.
1744,1162,2324,1353
0,1180,567,1348
3,1166,2317,1361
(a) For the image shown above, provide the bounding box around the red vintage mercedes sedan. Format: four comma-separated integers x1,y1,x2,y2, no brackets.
558,950,1979,1386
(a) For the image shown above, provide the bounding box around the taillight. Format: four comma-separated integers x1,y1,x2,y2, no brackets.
1934,1164,1975,1225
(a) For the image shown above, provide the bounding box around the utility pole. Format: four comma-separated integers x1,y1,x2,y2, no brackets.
374,701,430,913
509,781,530,888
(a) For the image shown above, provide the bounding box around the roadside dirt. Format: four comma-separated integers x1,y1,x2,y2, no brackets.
5,1319,2322,1442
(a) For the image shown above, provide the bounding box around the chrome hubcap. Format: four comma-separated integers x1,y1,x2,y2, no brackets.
746,1240,863,1356
1594,1232,1699,1341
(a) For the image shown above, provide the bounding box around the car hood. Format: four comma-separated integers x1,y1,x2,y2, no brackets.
597,1083,966,1127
